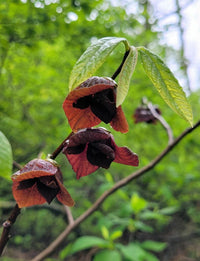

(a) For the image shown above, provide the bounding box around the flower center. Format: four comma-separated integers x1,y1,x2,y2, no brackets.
73,89,116,123
87,140,115,168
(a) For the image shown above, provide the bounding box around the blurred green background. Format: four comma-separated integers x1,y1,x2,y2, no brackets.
0,0,200,260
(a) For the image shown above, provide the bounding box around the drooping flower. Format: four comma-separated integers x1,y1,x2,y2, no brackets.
63,76,129,133
133,106,161,124
12,159,74,208
62,128,139,179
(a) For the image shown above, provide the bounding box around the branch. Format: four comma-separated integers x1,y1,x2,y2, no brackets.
63,206,74,225
147,102,174,145
0,204,21,256
31,119,200,261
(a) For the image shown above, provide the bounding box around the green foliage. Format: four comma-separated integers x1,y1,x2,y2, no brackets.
0,131,12,180
94,249,121,261
137,47,193,126
69,37,129,91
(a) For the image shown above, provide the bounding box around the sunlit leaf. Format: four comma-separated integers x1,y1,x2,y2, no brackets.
117,46,138,106
94,249,122,261
130,193,147,214
138,47,193,126
0,131,12,180
69,37,130,91
101,225,110,240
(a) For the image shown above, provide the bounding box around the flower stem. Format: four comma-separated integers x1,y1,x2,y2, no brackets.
111,50,130,80
50,132,73,160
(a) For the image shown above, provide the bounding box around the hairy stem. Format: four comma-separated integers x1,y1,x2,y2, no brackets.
31,119,200,261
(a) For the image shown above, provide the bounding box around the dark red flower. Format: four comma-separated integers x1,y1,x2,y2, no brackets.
12,159,74,208
133,106,161,124
63,76,129,133
62,128,139,179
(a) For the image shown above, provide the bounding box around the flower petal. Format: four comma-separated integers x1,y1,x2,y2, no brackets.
64,145,98,179
55,177,75,206
63,101,101,131
114,146,139,166
12,181,46,208
63,78,117,131
11,159,57,182
110,105,129,133
66,128,110,147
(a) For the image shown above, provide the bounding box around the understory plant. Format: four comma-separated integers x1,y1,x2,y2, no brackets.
0,36,199,261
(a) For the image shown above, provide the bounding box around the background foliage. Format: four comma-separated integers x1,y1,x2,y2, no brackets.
0,0,200,260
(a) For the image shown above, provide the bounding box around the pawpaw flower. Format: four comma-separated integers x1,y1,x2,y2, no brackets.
63,76,128,133
62,128,139,179
12,159,74,208
133,106,161,124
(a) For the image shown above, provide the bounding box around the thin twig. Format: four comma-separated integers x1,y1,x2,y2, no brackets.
111,50,130,80
0,204,21,256
63,206,74,225
147,102,174,145
31,119,200,261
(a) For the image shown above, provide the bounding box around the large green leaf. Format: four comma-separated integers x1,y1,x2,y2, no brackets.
69,37,130,91
116,46,138,106
62,236,109,257
94,249,122,261
141,240,167,252
0,131,13,180
137,47,193,126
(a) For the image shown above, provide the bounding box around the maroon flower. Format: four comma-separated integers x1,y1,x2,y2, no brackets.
63,76,129,133
62,128,139,179
12,159,74,208
133,106,161,124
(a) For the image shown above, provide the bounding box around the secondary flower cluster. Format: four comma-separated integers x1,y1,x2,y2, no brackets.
12,76,139,208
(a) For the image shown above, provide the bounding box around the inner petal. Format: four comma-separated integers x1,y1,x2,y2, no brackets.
87,142,115,169
37,180,59,204
65,143,86,154
73,95,92,109
17,178,36,190
39,176,59,189
90,89,116,123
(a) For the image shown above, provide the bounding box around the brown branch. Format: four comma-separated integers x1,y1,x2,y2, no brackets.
63,206,74,225
31,119,200,261
147,102,174,145
0,204,21,256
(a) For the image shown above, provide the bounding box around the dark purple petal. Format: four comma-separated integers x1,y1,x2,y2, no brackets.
73,95,92,109
65,143,86,154
90,89,116,123
17,178,36,190
87,142,115,168
36,180,59,204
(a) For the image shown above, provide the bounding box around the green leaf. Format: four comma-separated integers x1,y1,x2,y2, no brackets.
69,37,130,91
0,131,13,180
110,230,123,241
141,240,167,252
137,47,193,126
117,243,146,261
116,46,138,106
130,193,147,214
94,249,122,261
61,236,109,257
101,226,110,240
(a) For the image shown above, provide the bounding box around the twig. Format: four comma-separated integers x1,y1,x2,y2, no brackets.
31,119,200,261
147,102,174,145
0,204,21,256
64,206,74,225
111,50,130,80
